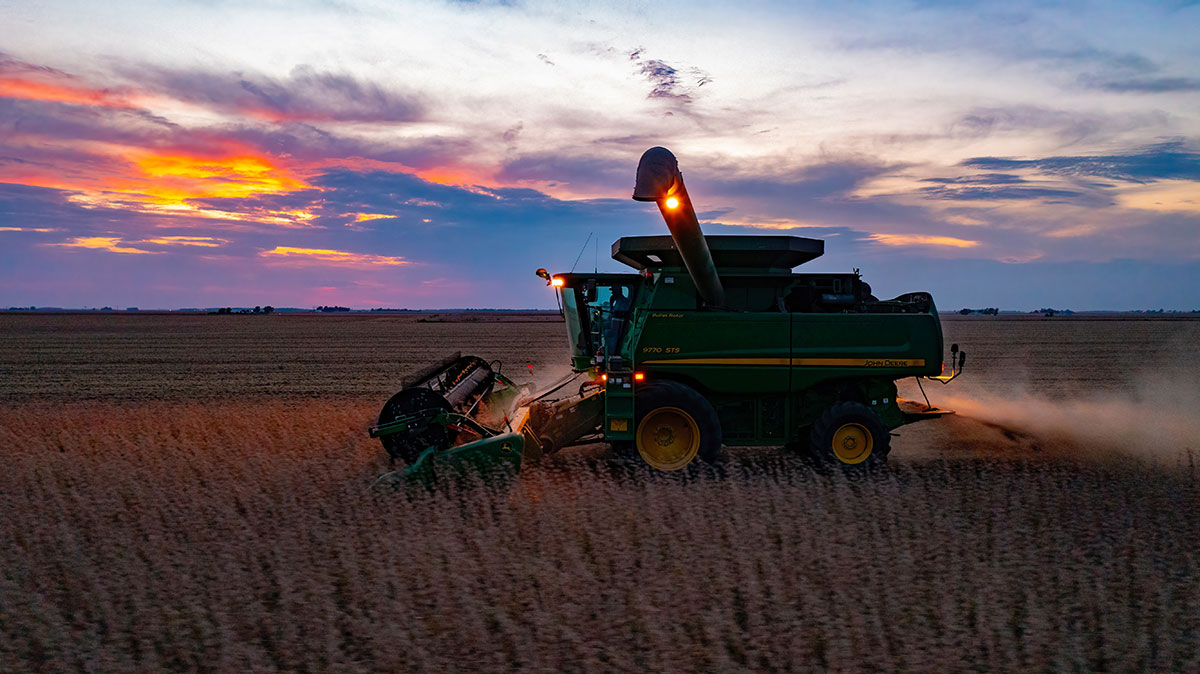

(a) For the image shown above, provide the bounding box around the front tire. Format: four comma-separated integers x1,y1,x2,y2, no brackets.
809,401,890,469
633,380,722,471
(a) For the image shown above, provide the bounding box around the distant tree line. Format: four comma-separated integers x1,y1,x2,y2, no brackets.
213,306,274,315
958,307,1000,315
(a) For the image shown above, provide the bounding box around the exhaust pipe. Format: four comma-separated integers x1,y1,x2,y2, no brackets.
633,147,725,308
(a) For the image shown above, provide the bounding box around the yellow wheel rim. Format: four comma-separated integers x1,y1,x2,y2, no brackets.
831,422,873,464
636,407,700,471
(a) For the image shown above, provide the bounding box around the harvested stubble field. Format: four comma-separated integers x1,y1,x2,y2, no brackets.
2,314,1200,673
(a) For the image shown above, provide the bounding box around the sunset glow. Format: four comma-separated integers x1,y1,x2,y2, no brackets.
128,153,311,203
1,1,1197,310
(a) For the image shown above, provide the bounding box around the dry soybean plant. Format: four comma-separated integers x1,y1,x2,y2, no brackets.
2,402,1199,673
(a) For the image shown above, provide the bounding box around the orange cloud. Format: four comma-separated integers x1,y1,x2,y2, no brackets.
0,77,133,108
349,213,394,223
142,236,226,247
128,153,310,202
47,235,228,254
722,217,836,230
259,246,408,267
51,236,158,254
868,233,979,248
0,227,57,232
32,150,321,226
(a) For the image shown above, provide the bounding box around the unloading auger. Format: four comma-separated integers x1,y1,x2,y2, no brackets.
371,147,965,488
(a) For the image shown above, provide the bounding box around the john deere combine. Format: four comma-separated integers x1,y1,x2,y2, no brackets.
370,147,963,486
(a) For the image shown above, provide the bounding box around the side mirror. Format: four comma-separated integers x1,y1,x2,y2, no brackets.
951,343,958,354
535,268,550,281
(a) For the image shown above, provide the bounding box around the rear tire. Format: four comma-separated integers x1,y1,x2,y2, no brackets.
809,401,890,469
633,380,722,471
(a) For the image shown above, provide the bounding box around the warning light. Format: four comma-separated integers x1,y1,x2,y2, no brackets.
664,196,680,209
551,277,565,287
633,372,645,381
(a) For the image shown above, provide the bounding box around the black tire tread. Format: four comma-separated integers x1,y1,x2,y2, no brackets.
634,380,723,467
809,401,891,469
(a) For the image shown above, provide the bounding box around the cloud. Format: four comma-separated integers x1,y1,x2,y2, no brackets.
51,236,159,254
920,173,1027,185
347,213,394,224
628,49,711,105
0,52,135,109
219,122,477,170
1079,74,1200,93
258,246,407,267
1033,47,1158,74
495,153,630,193
701,159,900,202
141,236,225,247
951,106,1113,144
962,141,1200,183
0,77,134,109
918,184,1085,202
122,63,425,123
46,234,227,254
0,98,179,148
911,173,1100,207
129,153,312,202
867,233,979,248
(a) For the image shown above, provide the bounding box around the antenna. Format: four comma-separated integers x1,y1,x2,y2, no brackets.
570,231,593,273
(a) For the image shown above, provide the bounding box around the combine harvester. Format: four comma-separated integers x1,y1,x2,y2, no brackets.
370,147,964,487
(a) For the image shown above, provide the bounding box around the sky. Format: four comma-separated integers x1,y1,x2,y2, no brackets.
1,0,1198,311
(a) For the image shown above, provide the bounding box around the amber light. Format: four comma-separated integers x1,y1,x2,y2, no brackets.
664,196,680,209
633,372,645,381
551,277,565,287
601,373,608,382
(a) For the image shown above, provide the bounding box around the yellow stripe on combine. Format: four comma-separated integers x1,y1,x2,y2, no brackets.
641,357,791,366
641,357,926,368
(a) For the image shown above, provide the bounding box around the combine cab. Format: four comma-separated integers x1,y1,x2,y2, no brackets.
371,147,963,487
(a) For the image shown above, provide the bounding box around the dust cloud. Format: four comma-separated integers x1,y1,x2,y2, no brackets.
933,374,1200,464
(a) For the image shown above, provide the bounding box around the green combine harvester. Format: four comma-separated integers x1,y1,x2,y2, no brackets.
370,147,964,487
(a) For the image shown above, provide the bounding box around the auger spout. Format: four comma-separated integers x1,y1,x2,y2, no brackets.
632,146,725,308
